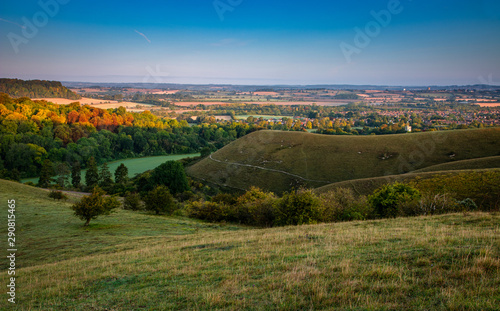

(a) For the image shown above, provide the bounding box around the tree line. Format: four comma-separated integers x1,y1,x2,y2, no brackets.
0,94,259,180
0,79,81,100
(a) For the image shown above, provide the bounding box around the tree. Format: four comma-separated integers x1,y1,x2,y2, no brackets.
99,162,113,187
143,185,176,215
71,162,81,188
38,159,54,188
274,189,321,226
124,192,143,211
55,162,71,188
114,163,128,184
368,182,421,218
85,156,99,190
71,187,120,226
150,161,190,194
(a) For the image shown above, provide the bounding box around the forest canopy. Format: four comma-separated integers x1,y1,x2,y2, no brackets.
0,79,81,100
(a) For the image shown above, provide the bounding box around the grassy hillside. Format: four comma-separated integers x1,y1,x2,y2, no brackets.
412,156,500,173
186,128,500,193
315,168,500,196
1,180,499,310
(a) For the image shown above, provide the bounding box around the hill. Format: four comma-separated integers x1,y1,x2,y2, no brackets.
0,78,81,99
1,179,499,310
186,128,500,193
315,168,500,197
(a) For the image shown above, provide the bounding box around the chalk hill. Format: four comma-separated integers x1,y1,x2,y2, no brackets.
186,128,500,193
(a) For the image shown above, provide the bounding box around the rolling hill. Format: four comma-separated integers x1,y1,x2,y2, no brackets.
1,179,499,310
186,128,500,193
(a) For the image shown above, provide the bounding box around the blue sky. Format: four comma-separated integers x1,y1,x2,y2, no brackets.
1,0,499,85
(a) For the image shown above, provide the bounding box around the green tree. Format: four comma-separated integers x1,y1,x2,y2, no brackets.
124,192,143,211
150,161,190,194
144,185,176,215
274,189,321,226
85,156,99,190
38,159,54,188
55,162,71,188
114,163,128,184
71,187,120,226
71,162,81,188
368,182,421,218
99,162,113,187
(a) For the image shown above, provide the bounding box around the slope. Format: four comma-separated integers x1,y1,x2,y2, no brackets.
186,128,500,193
0,179,499,310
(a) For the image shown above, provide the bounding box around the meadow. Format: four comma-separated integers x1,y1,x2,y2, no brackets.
0,179,499,310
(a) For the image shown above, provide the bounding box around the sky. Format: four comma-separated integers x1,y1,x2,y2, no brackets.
0,0,499,86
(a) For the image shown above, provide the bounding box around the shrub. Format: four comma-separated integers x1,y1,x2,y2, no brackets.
71,187,120,226
143,185,176,215
457,198,478,212
274,189,322,226
48,190,68,201
187,201,229,222
236,187,277,227
319,188,372,222
369,182,421,218
399,193,458,216
123,193,143,211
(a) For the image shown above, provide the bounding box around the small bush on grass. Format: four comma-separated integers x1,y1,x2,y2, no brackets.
71,187,120,226
48,190,68,201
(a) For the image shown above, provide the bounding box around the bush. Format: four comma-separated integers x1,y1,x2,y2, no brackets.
48,190,68,201
235,187,277,227
274,189,322,226
143,185,176,215
71,187,120,226
319,188,372,222
187,201,229,222
123,193,143,211
369,182,421,218
399,193,458,216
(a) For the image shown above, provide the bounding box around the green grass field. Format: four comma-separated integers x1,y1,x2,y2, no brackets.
1,179,499,310
22,153,200,184
187,128,500,194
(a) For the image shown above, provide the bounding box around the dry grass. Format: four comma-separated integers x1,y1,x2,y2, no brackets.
187,128,500,193
1,180,499,310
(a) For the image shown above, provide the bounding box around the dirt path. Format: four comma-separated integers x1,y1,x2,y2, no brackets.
209,154,332,184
